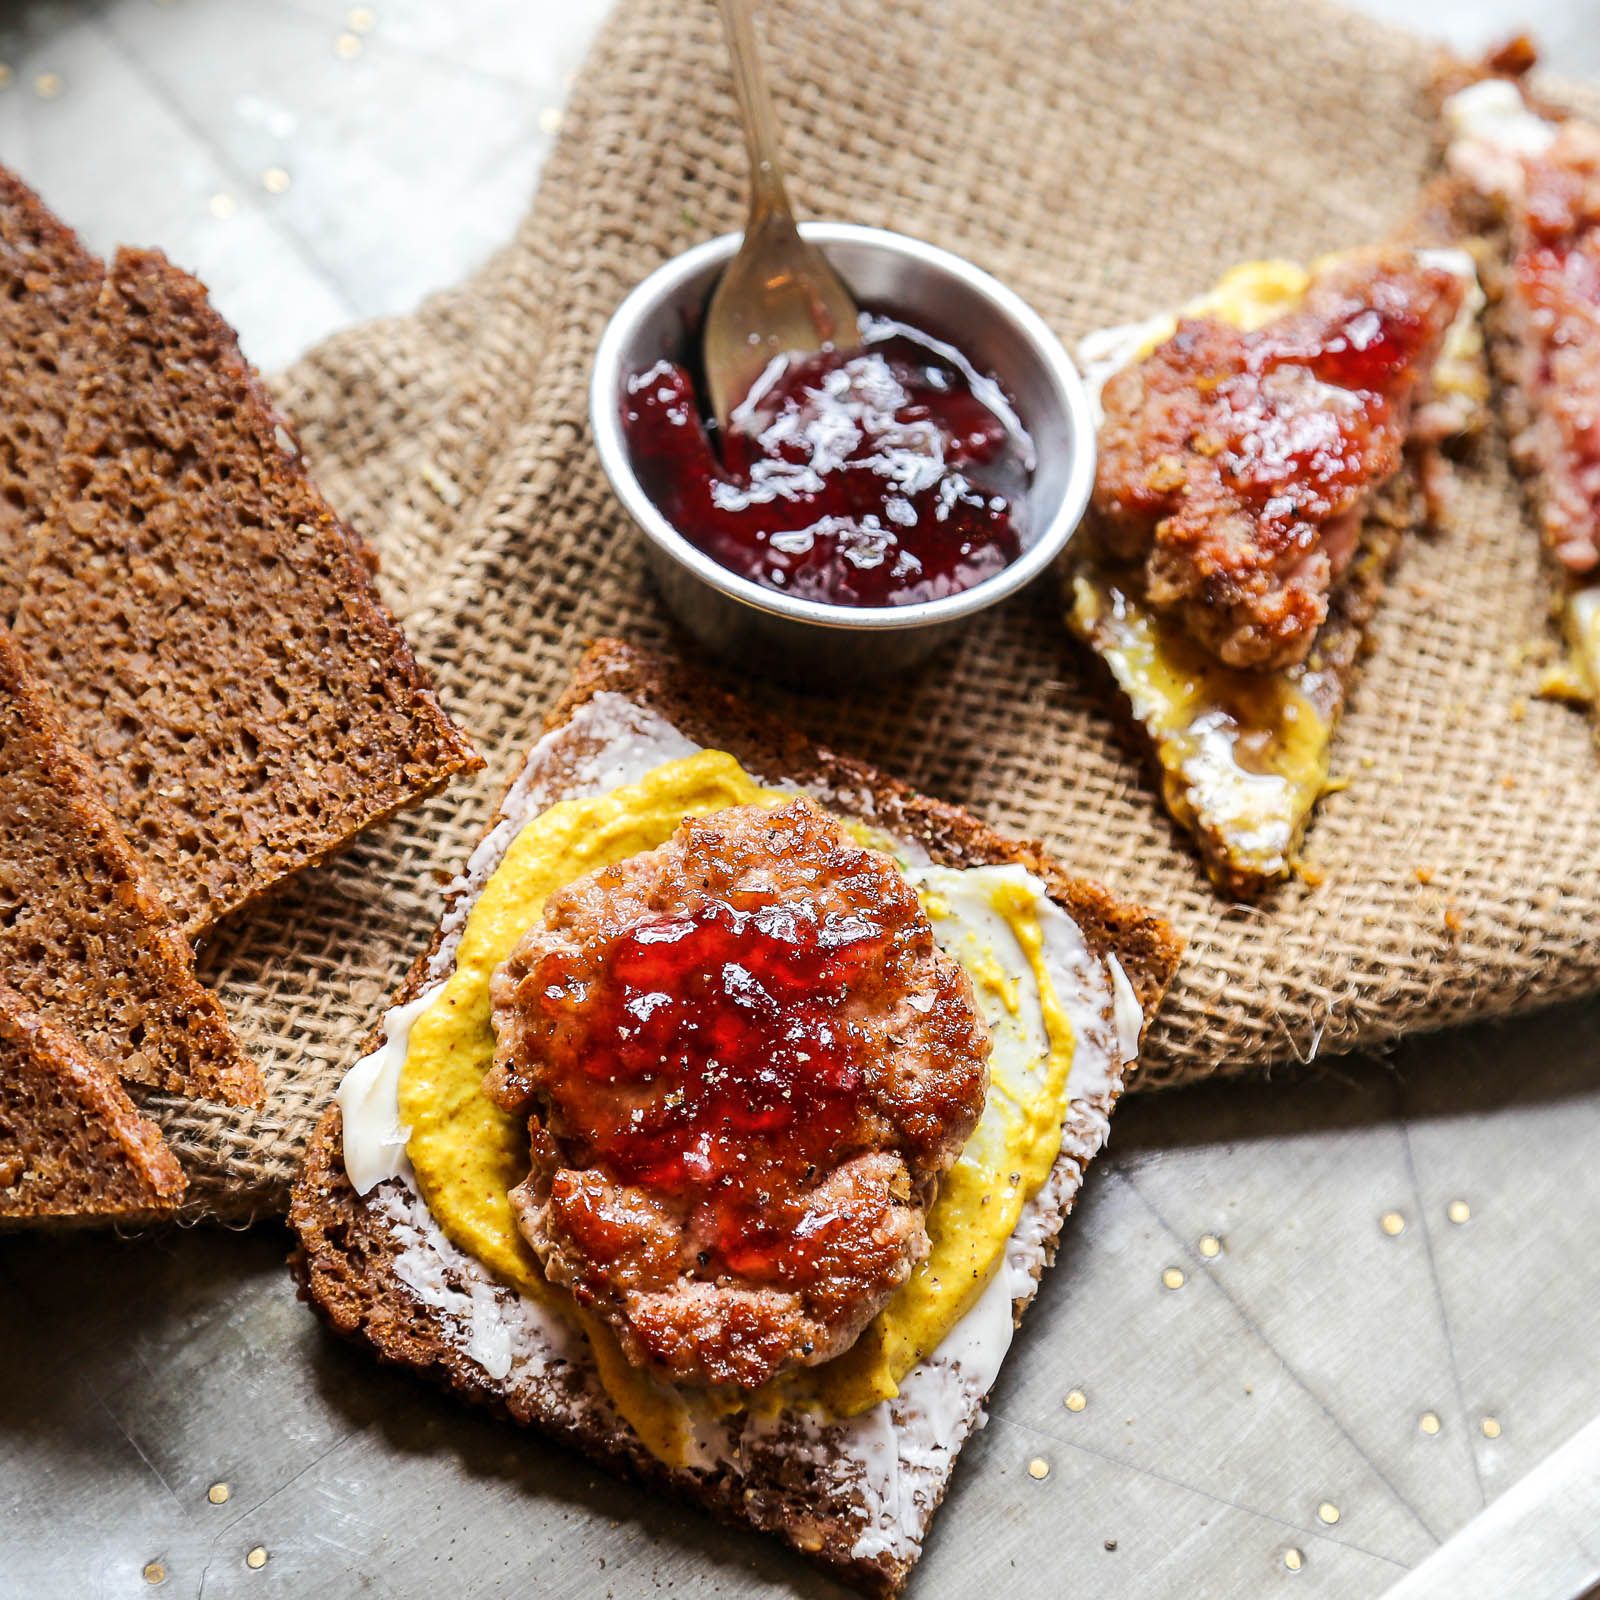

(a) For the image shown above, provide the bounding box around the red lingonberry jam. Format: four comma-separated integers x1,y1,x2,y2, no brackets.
621,314,1034,607
529,895,886,1277
1212,295,1440,535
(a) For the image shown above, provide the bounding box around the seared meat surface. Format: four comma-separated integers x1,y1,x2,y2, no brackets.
1094,250,1465,670
486,798,990,1388
1503,123,1600,574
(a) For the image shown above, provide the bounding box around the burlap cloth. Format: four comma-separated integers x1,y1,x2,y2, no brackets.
155,0,1600,1220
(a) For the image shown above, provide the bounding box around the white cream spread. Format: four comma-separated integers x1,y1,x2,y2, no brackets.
335,694,1144,1570
337,985,441,1194
1444,77,1557,200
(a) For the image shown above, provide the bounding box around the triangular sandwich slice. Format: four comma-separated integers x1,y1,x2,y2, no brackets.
292,639,1181,1597
0,166,101,620
0,625,260,1106
1434,41,1600,718
0,985,186,1223
14,247,483,936
1069,246,1486,895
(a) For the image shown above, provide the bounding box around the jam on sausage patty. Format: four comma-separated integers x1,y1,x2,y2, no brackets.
1095,249,1466,671
485,798,991,1388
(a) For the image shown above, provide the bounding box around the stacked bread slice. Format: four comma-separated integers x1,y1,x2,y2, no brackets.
0,169,481,1223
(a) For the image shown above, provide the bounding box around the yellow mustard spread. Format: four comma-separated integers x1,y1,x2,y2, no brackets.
1070,568,1335,890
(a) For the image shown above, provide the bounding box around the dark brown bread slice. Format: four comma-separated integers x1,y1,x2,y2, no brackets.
0,166,101,620
12,247,483,937
0,984,185,1224
291,639,1183,1597
0,626,261,1106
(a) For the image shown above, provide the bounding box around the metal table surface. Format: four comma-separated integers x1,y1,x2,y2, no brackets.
7,999,1600,1598
3,2,1600,1597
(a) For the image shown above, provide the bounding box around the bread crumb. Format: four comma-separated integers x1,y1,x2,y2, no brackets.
1444,903,1464,933
1510,698,1527,722
1414,865,1434,885
1501,773,1517,789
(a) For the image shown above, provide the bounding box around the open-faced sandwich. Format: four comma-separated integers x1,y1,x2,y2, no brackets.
291,639,1180,1595
1433,40,1600,720
1069,244,1487,895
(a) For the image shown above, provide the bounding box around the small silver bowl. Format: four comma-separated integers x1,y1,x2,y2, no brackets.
590,223,1096,687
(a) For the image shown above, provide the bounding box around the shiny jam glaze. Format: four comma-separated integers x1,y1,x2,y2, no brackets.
529,895,886,1276
1093,251,1465,670
621,313,1034,607
1155,292,1441,542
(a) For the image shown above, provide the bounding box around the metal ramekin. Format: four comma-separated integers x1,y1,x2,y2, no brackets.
590,223,1096,687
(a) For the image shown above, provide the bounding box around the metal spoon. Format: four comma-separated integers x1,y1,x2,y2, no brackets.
702,0,860,432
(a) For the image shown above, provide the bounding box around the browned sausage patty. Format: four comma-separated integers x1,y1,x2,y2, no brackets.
1094,249,1465,671
484,798,991,1388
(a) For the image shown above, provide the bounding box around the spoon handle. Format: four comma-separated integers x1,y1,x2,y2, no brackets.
714,0,793,225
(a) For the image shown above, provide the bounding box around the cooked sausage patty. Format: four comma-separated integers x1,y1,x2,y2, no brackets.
485,798,990,1388
1095,249,1466,671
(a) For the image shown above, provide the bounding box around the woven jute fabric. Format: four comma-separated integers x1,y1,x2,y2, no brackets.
154,0,1600,1220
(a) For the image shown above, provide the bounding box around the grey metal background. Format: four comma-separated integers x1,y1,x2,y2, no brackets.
2,2,1600,1597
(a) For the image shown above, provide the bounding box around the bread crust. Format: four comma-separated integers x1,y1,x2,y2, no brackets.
0,983,186,1225
0,625,261,1108
290,639,1182,1595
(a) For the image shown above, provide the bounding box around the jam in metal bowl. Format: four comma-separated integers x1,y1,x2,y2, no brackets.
589,224,1097,685
622,313,1036,610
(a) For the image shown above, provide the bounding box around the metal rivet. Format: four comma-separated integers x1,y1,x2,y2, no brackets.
260,167,290,194
1064,1388,1087,1412
537,106,564,136
33,72,63,99
1317,1501,1340,1525
1162,1266,1185,1290
1283,1547,1304,1572
1481,1417,1502,1439
209,193,237,219
334,32,362,58
245,1547,268,1571
1027,1457,1049,1480
1419,1412,1441,1435
1380,1211,1406,1236
1447,1200,1471,1224
142,1562,166,1586
207,1482,230,1504
1199,1234,1221,1257
346,6,376,31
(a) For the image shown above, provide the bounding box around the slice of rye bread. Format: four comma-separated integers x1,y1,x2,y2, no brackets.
290,638,1182,1597
0,626,261,1107
0,984,186,1224
12,246,483,938
0,167,101,620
